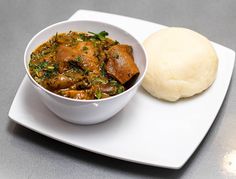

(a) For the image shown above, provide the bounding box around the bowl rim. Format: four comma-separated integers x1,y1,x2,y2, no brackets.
24,20,148,103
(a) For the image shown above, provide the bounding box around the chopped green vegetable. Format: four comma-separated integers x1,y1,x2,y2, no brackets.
34,68,40,77
44,70,53,78
30,61,58,79
117,86,125,94
30,53,42,60
41,48,51,56
92,77,107,84
29,62,35,68
95,89,102,99
79,33,88,41
92,41,97,47
113,40,119,45
53,63,59,71
38,61,48,69
55,32,58,42
83,69,90,75
109,79,118,86
47,66,55,70
100,61,106,77
82,46,88,51
88,31,109,41
76,56,82,62
30,53,37,60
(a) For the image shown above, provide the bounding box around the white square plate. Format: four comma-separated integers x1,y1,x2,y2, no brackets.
8,10,235,169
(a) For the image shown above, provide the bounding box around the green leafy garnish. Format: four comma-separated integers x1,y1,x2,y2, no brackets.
53,63,59,72
113,40,119,45
47,66,55,70
82,46,88,51
54,32,58,42
100,61,106,77
117,86,125,94
92,77,107,84
41,48,52,56
33,68,40,77
38,61,48,69
88,31,109,41
44,70,53,78
79,33,89,41
76,56,82,62
30,53,37,60
95,89,102,99
30,53,42,60
109,79,118,86
43,65,58,78
29,61,57,78
29,62,35,68
83,69,90,75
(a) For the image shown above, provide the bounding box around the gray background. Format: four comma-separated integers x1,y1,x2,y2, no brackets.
1,0,236,178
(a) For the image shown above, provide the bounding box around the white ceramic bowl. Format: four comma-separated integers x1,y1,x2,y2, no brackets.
24,20,147,125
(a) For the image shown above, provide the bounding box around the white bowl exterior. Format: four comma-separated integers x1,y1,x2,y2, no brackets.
36,83,138,124
24,20,147,124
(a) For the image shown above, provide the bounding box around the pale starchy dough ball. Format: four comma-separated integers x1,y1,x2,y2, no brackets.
142,27,218,102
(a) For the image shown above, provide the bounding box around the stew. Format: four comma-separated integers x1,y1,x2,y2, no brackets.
29,31,139,100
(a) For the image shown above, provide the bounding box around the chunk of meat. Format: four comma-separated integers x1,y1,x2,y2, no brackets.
106,45,139,84
56,45,79,73
45,74,74,90
56,42,97,62
56,43,100,74
78,55,100,74
60,90,92,100
75,41,97,56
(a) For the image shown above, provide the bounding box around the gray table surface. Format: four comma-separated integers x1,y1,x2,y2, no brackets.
1,0,236,178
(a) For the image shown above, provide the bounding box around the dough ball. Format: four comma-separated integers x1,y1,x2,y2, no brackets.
142,27,218,101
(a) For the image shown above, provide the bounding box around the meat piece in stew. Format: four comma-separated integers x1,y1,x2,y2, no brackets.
106,45,139,84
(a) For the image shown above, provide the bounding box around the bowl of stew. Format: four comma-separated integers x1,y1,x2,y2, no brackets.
24,20,147,124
